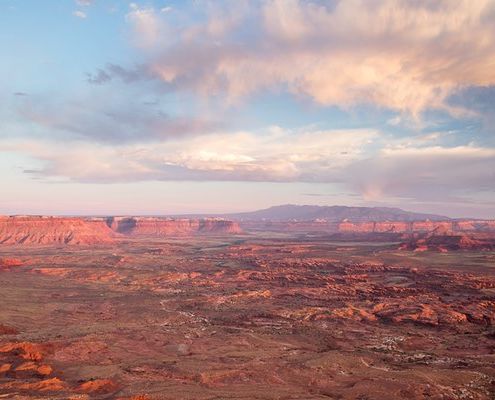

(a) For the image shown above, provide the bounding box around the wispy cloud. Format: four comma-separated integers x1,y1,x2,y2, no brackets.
13,89,220,144
1,127,378,183
86,64,152,85
126,4,161,48
72,10,87,19
2,120,493,206
3,124,493,204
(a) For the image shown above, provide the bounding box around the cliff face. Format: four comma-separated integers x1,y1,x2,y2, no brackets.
400,233,495,252
109,217,242,236
242,219,495,235
0,216,241,245
337,220,495,234
337,220,495,251
0,217,116,245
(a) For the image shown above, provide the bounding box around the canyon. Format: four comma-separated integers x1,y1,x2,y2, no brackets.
0,234,493,399
0,208,494,398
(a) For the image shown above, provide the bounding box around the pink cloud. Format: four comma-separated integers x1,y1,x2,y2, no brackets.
122,0,495,115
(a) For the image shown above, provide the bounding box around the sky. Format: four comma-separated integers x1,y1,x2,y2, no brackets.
0,0,494,218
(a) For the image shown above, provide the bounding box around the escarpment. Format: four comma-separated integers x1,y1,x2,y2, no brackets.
0,216,116,245
337,220,495,234
107,217,242,236
0,216,241,245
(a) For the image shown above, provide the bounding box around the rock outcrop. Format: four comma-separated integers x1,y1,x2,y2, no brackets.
0,216,241,245
400,233,495,252
0,217,115,245
240,219,495,235
107,217,242,236
337,220,495,234
0,258,23,269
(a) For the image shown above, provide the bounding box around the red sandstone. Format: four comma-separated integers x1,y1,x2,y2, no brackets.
0,216,241,245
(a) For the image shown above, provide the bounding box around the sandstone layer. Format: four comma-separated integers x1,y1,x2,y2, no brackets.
0,216,115,245
400,232,495,252
241,219,495,235
108,217,242,236
337,220,495,234
0,216,241,245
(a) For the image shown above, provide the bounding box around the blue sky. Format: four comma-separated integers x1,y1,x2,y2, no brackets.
0,0,494,217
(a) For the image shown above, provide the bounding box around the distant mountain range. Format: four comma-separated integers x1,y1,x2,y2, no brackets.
218,204,450,222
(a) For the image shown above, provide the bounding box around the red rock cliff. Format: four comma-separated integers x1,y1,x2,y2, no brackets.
109,217,242,236
0,216,115,245
400,233,495,252
337,220,495,234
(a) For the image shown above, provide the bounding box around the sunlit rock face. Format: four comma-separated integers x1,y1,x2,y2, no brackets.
0,216,116,245
108,217,242,236
0,216,241,245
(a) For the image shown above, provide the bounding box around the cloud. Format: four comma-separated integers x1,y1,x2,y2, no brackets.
86,64,153,85
3,0,494,215
2,126,493,206
76,0,92,6
347,145,495,202
72,10,87,19
126,4,161,48
13,89,220,144
1,128,378,183
105,0,495,116
448,85,495,139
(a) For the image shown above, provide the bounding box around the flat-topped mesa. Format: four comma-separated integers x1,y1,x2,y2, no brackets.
0,216,115,245
0,216,242,245
108,217,242,237
337,220,495,234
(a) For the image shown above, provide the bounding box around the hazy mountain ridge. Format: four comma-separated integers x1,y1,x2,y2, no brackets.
221,204,450,222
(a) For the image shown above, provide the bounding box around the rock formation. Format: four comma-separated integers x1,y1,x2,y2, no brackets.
107,217,242,236
0,217,115,245
400,232,495,252
337,220,495,234
0,258,23,269
0,216,241,245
